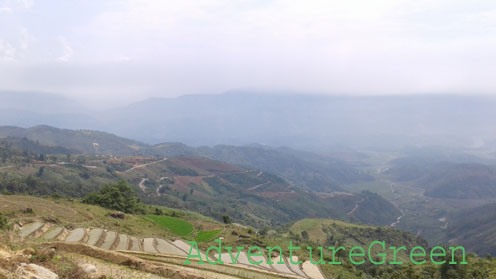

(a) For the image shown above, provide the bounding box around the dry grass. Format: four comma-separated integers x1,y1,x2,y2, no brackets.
0,195,92,224
0,245,89,279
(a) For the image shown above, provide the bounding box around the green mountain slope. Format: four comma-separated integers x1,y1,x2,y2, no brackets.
0,142,399,229
448,203,496,256
0,125,148,156
5,195,490,279
0,125,373,194
196,145,373,192
387,156,496,199
290,218,427,253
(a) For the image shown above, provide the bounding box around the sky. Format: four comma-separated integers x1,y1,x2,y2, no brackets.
0,0,495,106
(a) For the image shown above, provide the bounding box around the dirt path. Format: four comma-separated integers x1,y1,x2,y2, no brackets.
125,158,167,173
347,198,364,216
83,165,98,169
390,208,404,227
247,181,271,191
156,185,163,196
139,178,149,192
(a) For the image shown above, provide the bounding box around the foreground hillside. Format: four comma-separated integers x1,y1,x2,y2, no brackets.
3,195,494,279
0,195,320,278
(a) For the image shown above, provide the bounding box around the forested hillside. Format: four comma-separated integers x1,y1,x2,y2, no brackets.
0,140,399,229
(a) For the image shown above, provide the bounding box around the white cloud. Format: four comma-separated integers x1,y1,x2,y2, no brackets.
465,9,496,31
0,40,16,61
12,0,33,8
1,0,496,101
57,36,73,62
19,27,34,50
1,0,33,9
0,7,12,13
73,0,496,95
117,56,131,62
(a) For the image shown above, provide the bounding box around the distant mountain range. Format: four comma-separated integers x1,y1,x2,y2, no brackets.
4,90,496,150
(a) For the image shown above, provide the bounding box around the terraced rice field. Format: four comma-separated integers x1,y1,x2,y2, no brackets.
65,228,86,243
18,221,43,238
18,221,325,279
101,231,117,250
42,226,63,240
155,238,187,255
195,229,222,242
87,228,103,246
115,234,129,250
143,215,194,236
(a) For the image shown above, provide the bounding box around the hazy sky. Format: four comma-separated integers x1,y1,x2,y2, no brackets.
1,0,495,105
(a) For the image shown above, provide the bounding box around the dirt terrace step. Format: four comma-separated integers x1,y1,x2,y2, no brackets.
42,227,64,240
129,236,141,252
142,238,158,253
115,234,129,250
19,221,44,238
65,228,86,243
101,231,117,250
87,228,104,246
154,238,187,256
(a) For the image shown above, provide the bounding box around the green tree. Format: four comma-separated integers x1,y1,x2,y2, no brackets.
37,166,45,177
154,208,163,215
259,226,269,236
222,215,231,224
83,180,143,214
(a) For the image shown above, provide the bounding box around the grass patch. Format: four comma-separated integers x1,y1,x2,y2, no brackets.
143,215,193,237
195,229,222,242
